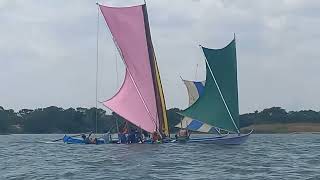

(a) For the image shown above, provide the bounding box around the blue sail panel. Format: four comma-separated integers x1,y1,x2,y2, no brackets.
176,80,220,134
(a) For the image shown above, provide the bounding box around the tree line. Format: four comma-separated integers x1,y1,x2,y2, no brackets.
0,106,320,134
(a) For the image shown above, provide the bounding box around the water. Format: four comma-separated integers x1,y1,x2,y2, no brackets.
1,134,319,180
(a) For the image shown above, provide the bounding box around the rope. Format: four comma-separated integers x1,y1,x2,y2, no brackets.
195,63,198,80
95,4,100,134
201,46,240,134
99,3,158,132
115,42,158,129
115,43,119,88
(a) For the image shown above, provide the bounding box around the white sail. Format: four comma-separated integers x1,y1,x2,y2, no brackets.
176,80,220,134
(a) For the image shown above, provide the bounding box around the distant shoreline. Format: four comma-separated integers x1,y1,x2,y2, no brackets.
241,123,320,133
2,123,320,135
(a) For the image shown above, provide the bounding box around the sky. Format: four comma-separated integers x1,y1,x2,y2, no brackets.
1,0,320,113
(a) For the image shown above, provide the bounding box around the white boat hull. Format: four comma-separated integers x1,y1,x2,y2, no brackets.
186,130,253,145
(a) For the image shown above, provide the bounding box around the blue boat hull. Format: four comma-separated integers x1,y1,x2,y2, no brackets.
63,135,105,144
62,130,252,145
187,130,253,145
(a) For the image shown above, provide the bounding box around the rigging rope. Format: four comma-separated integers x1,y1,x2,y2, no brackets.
98,3,158,132
114,41,158,130
201,46,240,134
114,31,119,134
115,43,119,89
95,3,100,134
195,63,199,80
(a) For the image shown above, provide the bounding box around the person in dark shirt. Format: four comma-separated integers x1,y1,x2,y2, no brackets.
84,132,93,144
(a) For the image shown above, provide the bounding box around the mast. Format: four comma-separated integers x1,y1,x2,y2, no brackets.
95,3,100,134
115,116,119,134
154,60,170,136
142,3,169,137
179,39,240,133
99,3,163,133
99,3,158,129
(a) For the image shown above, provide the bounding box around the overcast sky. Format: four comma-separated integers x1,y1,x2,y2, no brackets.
1,0,320,113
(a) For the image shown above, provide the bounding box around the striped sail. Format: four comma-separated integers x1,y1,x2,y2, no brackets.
176,80,220,133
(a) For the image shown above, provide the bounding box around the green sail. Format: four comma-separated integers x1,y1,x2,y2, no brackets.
180,39,239,132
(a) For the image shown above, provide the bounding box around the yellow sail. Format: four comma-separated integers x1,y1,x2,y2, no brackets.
154,58,169,136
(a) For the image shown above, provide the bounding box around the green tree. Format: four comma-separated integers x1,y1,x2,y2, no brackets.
0,109,9,133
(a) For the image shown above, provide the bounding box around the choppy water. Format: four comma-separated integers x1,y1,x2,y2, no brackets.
1,134,320,180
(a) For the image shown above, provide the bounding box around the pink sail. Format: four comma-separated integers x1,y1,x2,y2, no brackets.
99,4,159,133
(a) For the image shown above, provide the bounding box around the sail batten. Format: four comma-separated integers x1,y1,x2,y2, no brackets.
179,38,239,133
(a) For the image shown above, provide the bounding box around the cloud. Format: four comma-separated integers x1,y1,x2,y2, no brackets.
0,0,320,113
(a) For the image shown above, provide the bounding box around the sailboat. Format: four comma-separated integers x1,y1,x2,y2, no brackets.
63,2,169,144
62,3,251,145
175,79,221,134
178,37,253,145
100,2,170,141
